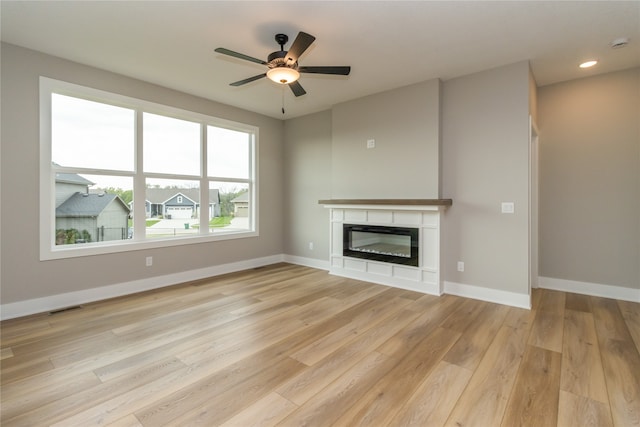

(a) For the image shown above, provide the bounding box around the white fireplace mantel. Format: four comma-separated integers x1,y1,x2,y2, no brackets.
320,199,451,296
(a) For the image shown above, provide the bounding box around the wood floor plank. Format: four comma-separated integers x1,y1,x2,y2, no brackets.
276,351,396,427
560,309,608,403
405,293,439,312
0,356,55,385
557,390,614,427
591,296,634,343
599,338,640,427
133,338,306,425
528,289,566,353
444,321,531,427
376,293,459,357
501,345,562,427
539,289,567,313
439,297,488,333
277,308,420,406
0,347,14,360
333,326,461,426
291,295,413,366
219,392,298,427
617,300,640,353
443,302,510,370
4,357,187,426
0,318,52,342
104,414,144,427
167,357,306,426
565,292,592,313
592,296,640,427
391,361,473,427
1,370,101,419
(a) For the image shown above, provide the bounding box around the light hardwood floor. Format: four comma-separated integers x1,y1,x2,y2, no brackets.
1,263,639,426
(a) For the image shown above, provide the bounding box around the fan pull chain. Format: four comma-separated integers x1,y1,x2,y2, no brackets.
281,87,286,115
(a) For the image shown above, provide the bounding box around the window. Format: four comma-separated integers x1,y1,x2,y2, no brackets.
40,77,257,259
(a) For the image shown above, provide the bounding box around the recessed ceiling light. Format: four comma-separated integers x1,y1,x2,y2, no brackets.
579,60,598,69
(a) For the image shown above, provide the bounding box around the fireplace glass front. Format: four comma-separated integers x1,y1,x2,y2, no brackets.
343,224,419,267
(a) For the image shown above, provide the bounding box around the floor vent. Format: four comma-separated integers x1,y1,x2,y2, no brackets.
49,305,82,315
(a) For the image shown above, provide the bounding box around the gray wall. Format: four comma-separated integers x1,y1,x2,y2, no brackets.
0,43,284,303
538,68,640,290
284,63,533,300
331,79,442,199
442,61,532,294
283,110,333,260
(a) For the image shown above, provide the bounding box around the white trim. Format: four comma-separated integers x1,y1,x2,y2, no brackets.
444,280,531,309
333,267,442,296
39,76,258,261
282,255,330,271
325,206,445,296
0,254,284,320
539,276,640,303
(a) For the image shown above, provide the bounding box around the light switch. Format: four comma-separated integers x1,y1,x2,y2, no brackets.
366,139,375,149
501,202,515,214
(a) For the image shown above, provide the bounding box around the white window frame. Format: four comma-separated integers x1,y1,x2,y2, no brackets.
40,77,258,260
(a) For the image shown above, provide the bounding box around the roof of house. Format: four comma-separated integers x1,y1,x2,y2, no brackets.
145,188,220,204
55,172,94,186
231,192,249,203
56,192,130,217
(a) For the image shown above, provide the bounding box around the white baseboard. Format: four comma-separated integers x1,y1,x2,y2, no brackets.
282,255,330,271
329,268,442,296
0,254,285,320
538,276,640,303
444,281,531,309
9,258,634,321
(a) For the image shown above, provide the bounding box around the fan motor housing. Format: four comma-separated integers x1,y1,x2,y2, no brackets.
268,50,289,66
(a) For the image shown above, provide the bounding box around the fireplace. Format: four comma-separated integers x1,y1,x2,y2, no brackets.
320,199,450,295
343,224,419,267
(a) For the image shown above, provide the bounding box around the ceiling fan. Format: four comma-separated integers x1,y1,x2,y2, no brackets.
215,32,351,97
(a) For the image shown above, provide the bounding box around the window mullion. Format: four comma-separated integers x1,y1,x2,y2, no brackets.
200,124,208,234
133,110,146,240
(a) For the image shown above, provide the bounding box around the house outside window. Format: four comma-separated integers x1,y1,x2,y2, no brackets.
40,77,257,260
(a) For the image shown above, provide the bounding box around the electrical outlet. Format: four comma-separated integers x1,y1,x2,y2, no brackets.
501,202,515,214
145,256,153,267
309,242,314,250
366,139,375,149
457,261,464,272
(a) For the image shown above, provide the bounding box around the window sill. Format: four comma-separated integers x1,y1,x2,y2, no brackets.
40,230,259,261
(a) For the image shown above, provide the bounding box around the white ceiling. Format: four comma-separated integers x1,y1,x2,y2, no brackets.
2,1,639,119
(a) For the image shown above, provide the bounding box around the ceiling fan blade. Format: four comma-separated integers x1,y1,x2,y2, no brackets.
214,48,267,65
285,32,316,64
298,66,351,75
230,73,267,86
289,81,307,97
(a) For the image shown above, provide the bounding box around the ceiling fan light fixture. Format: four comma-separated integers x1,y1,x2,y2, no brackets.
266,67,300,84
579,60,598,69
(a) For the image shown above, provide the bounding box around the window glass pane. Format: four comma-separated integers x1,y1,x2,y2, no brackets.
144,113,200,175
55,173,132,245
207,126,250,179
43,79,258,259
52,94,135,171
145,178,199,239
211,181,250,233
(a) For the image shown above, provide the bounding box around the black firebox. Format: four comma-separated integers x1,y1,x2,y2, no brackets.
343,224,419,267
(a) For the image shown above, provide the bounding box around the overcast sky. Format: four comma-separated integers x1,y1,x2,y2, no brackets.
52,93,251,193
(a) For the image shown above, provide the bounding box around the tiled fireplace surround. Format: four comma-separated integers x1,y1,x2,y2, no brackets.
320,199,452,295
